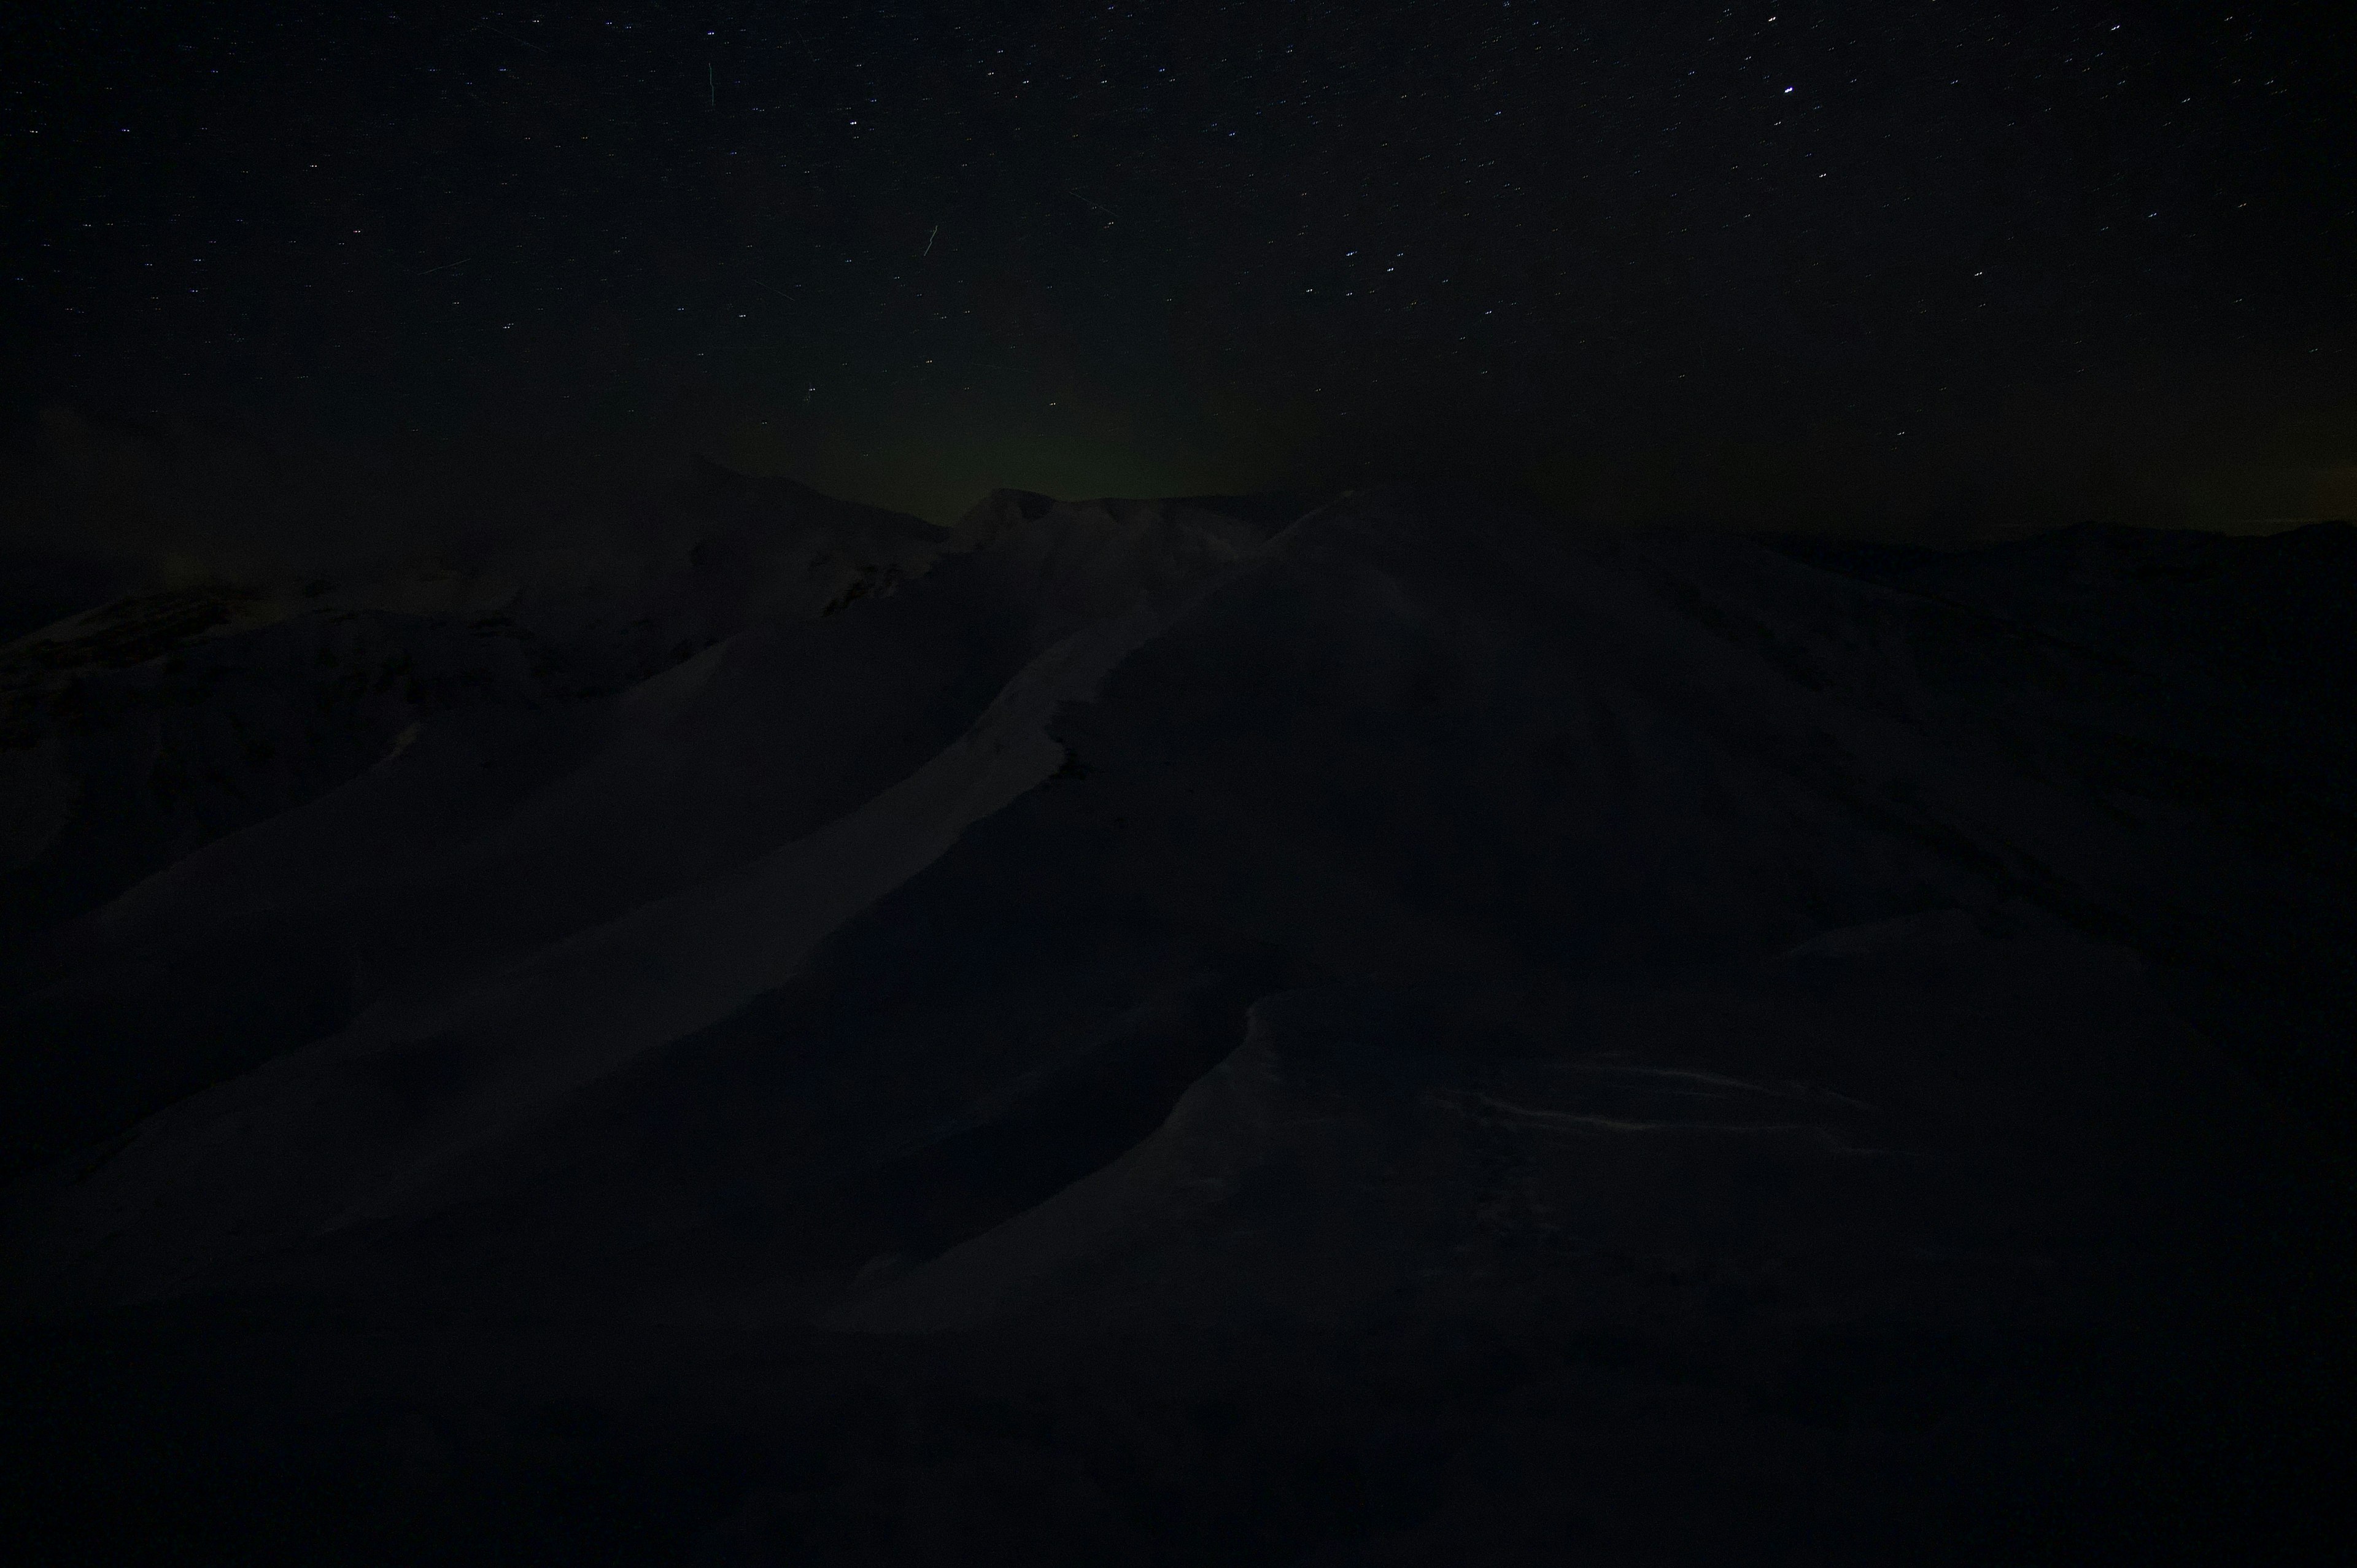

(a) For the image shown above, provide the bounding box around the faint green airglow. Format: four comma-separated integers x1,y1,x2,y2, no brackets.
705,410,1273,525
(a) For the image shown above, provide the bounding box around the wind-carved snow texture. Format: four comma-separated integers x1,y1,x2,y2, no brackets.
0,474,2348,1564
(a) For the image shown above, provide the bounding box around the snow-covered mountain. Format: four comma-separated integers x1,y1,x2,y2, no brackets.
1,474,2348,1564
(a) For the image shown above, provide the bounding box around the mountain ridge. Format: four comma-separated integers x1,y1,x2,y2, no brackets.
1,476,2348,1564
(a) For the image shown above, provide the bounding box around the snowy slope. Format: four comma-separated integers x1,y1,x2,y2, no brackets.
0,479,2346,1565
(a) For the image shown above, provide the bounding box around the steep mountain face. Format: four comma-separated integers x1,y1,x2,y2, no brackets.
0,483,2346,1565
0,459,959,948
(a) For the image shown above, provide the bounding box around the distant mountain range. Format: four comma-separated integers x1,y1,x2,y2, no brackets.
2,470,2349,1564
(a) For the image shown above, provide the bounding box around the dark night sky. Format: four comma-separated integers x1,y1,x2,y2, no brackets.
4,0,2353,534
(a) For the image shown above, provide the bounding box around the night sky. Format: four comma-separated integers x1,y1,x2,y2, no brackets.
6,0,2353,533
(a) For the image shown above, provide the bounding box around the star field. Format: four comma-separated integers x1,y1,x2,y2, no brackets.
4,1,2352,531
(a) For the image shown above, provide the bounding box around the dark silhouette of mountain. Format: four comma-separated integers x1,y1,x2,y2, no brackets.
1,474,2348,1566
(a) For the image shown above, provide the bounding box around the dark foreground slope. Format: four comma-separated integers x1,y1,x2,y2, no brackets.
2,482,2349,1565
